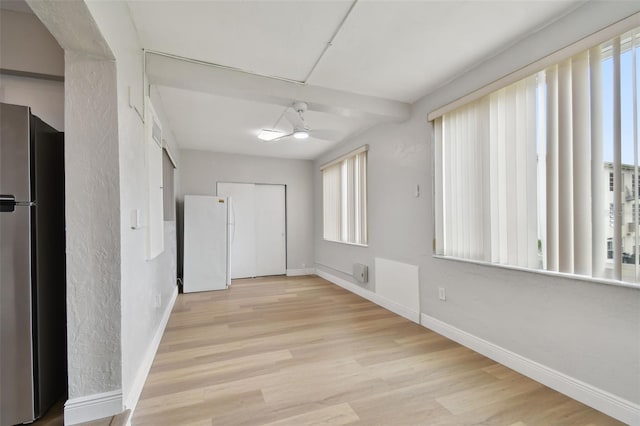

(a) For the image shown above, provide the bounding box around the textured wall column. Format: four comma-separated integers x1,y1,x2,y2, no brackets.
65,50,122,398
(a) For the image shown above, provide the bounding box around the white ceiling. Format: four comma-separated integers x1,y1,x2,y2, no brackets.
153,86,371,160
127,0,584,160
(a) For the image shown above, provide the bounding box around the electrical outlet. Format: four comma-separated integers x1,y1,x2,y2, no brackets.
438,287,446,301
155,294,162,308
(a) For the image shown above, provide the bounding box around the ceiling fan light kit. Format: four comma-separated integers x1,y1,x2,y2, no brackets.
293,128,309,139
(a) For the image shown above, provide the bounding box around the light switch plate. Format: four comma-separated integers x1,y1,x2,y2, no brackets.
131,208,140,229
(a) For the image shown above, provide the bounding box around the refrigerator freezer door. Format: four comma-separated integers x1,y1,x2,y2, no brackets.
0,103,36,425
31,116,66,418
183,196,229,293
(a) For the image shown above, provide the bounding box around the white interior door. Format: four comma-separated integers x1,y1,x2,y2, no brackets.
255,184,286,276
217,182,286,278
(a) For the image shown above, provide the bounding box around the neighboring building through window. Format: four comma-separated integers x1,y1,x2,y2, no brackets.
610,172,614,191
321,146,368,245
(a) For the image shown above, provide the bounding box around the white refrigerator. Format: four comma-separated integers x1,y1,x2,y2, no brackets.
183,195,232,293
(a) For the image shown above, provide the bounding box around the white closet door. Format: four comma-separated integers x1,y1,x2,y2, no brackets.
218,182,256,279
255,184,286,276
217,182,287,279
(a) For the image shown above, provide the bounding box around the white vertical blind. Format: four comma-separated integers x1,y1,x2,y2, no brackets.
546,65,559,272
480,98,492,262
572,51,592,276
438,80,538,265
613,38,622,281
545,54,596,276
488,76,538,268
590,46,605,278
321,148,368,245
434,27,638,283
323,163,341,242
557,59,575,273
440,101,490,260
525,77,539,269
434,119,444,255
356,151,367,245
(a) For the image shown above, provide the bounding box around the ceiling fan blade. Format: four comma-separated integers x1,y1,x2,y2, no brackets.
267,132,294,143
284,108,305,129
308,129,342,142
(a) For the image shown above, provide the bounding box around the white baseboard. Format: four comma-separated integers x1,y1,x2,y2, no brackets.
286,268,316,276
64,390,123,425
124,285,178,413
316,268,420,323
421,314,640,425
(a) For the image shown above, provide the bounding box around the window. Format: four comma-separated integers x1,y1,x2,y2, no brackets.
162,147,176,221
610,203,615,227
146,97,164,259
433,23,640,284
610,172,614,191
321,146,368,245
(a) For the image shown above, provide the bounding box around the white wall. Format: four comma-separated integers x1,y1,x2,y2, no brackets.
0,75,64,130
28,0,180,419
0,9,64,75
179,150,314,275
0,9,64,130
64,49,122,400
314,0,640,415
83,0,180,410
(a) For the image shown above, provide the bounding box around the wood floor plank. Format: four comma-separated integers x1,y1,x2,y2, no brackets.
261,403,360,426
133,275,623,425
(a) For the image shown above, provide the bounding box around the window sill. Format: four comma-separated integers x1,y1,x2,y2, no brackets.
323,238,368,248
432,254,640,291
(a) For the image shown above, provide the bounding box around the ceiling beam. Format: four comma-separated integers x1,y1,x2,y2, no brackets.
145,51,410,123
27,0,114,61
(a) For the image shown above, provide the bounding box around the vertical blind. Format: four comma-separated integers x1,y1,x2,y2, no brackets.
435,76,537,269
434,26,640,283
322,146,368,245
162,148,176,221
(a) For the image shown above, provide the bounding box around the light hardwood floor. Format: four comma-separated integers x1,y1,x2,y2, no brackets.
133,275,622,426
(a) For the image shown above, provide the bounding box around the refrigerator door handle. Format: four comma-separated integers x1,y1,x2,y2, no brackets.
0,195,35,212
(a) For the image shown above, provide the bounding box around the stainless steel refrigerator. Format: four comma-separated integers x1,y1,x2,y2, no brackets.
0,103,67,425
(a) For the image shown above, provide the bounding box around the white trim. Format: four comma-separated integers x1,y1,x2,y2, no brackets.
420,314,640,425
162,144,177,168
315,268,420,323
64,390,123,425
320,144,368,170
286,268,316,276
427,11,640,121
124,285,178,413
322,239,368,248
432,254,640,290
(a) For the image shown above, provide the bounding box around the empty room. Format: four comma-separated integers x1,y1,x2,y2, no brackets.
0,1,639,425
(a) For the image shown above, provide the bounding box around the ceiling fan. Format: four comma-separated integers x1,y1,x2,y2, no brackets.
258,102,340,143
